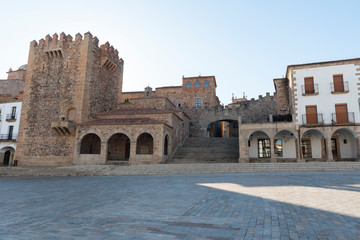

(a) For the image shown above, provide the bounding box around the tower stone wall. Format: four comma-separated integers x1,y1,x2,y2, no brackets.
15,32,123,166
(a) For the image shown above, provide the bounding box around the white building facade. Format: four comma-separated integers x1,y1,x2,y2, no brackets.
0,100,22,166
288,58,360,161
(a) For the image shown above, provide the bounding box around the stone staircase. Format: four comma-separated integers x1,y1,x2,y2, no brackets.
167,137,239,164
1,162,360,177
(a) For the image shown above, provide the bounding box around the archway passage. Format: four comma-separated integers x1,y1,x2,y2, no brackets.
80,133,101,154
331,128,357,161
207,120,238,138
107,133,130,161
301,129,326,160
136,133,154,154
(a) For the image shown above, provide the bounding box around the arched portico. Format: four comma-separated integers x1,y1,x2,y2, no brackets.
107,133,130,161
248,131,270,160
301,129,327,160
331,128,358,161
273,130,297,160
80,133,101,154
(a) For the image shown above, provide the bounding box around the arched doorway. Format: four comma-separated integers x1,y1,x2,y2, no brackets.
207,120,238,138
164,135,169,156
248,131,270,159
107,133,130,161
80,133,101,154
274,130,297,160
331,128,357,161
136,133,154,154
301,129,326,160
1,147,15,166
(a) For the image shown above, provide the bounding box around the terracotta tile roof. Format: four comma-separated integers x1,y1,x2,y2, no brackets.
78,118,172,128
287,57,360,68
97,108,182,116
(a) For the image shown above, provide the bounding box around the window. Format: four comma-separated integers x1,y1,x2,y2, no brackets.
195,80,201,88
274,139,283,157
8,126,14,140
304,77,315,94
335,103,348,123
258,139,270,158
333,74,344,92
186,81,192,88
11,107,16,119
305,105,318,124
195,98,202,109
204,80,209,87
301,139,312,158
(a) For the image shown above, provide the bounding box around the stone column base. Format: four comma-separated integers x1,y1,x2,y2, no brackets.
238,158,249,163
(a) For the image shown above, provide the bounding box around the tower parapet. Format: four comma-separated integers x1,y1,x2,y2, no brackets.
15,32,124,166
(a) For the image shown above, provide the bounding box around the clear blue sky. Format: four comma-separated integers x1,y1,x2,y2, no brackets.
0,0,359,104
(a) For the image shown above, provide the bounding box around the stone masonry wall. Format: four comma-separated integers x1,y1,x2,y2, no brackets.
15,32,123,166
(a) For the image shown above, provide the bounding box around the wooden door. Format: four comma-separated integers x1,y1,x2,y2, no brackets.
335,104,348,123
306,105,318,124
333,74,344,92
304,77,314,94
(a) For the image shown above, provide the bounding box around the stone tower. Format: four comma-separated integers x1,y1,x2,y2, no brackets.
15,32,124,166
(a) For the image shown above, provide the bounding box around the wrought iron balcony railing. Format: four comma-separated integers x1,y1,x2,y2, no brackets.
6,114,17,121
0,134,18,141
331,81,349,93
331,112,355,124
301,84,319,95
302,113,323,124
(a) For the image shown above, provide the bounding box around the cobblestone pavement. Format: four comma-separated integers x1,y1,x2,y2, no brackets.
0,171,359,239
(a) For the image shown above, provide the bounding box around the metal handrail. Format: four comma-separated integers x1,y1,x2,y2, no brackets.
301,84,319,95
0,134,18,141
6,114,17,120
331,81,349,93
331,112,355,123
302,113,323,124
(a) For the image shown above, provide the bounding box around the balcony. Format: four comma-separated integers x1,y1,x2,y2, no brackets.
331,81,349,93
0,134,17,141
302,114,323,125
331,112,355,124
6,114,17,121
301,84,319,95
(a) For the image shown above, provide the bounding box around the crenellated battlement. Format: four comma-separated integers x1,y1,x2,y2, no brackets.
30,32,122,68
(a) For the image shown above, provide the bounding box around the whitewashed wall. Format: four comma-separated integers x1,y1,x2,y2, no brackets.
294,64,360,124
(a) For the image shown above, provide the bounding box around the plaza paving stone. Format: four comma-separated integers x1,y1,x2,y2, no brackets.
0,171,359,239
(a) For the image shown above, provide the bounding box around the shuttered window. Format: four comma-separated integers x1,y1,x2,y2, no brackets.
333,74,344,92
335,104,348,123
304,77,314,94
306,105,318,124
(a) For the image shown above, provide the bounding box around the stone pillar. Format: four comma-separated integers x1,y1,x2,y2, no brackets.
238,117,249,163
326,138,333,162
100,141,107,164
270,138,276,163
129,141,137,164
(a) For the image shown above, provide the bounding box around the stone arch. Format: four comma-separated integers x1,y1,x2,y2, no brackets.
274,130,297,159
248,130,271,159
1,146,15,166
107,133,130,161
136,133,154,155
80,133,101,154
301,129,327,160
207,119,239,138
331,128,358,160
